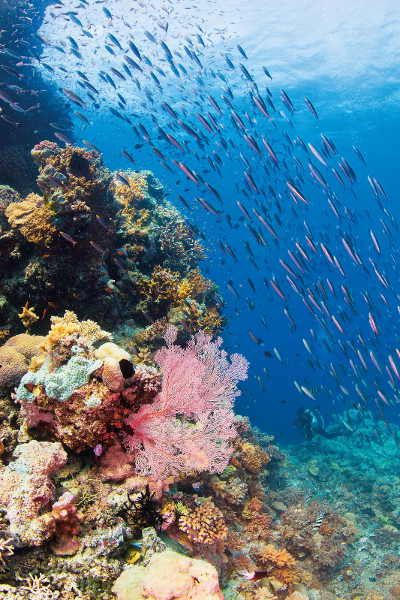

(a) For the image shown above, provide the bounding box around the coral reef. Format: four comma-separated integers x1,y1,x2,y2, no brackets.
14,315,247,478
0,332,44,387
0,440,67,546
0,143,390,600
0,143,221,354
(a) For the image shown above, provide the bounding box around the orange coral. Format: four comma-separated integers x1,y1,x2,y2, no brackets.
255,543,296,569
232,440,270,474
177,269,210,299
178,500,228,546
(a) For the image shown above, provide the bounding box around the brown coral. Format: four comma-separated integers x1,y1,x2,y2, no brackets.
233,440,270,474
113,171,147,208
178,499,228,546
0,346,28,387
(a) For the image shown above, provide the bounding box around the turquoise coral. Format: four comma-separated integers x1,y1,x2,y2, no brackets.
17,355,102,403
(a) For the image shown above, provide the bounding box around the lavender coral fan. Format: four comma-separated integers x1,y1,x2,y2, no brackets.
124,325,248,479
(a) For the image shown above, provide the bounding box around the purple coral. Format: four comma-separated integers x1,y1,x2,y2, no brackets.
124,326,248,480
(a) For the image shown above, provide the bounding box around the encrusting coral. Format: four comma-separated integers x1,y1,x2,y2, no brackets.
0,440,67,547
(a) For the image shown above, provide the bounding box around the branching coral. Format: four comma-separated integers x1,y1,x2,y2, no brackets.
178,499,228,546
112,171,147,208
254,544,296,569
0,142,223,351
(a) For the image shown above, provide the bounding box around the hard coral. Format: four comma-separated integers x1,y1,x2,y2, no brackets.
50,491,81,556
113,171,147,208
0,332,44,388
254,543,296,568
112,549,224,600
0,185,20,212
178,499,228,546
0,346,28,388
5,193,56,246
0,142,222,346
0,440,67,546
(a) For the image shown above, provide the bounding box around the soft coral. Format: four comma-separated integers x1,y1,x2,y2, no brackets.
124,326,248,479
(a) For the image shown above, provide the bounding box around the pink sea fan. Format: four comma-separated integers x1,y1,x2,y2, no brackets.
124,326,248,479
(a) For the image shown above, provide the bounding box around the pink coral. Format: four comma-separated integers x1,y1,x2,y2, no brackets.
124,326,248,479
98,443,136,482
50,491,81,556
112,549,224,600
0,441,67,546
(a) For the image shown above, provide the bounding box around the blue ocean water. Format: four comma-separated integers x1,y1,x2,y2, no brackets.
34,0,400,446
4,0,400,444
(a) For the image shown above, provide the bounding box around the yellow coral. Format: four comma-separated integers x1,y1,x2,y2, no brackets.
138,266,180,305
43,146,102,204
177,269,210,300
113,172,147,208
5,193,56,246
18,302,39,329
45,311,111,351
132,347,153,365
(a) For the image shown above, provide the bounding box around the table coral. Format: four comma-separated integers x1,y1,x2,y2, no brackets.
112,549,224,600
